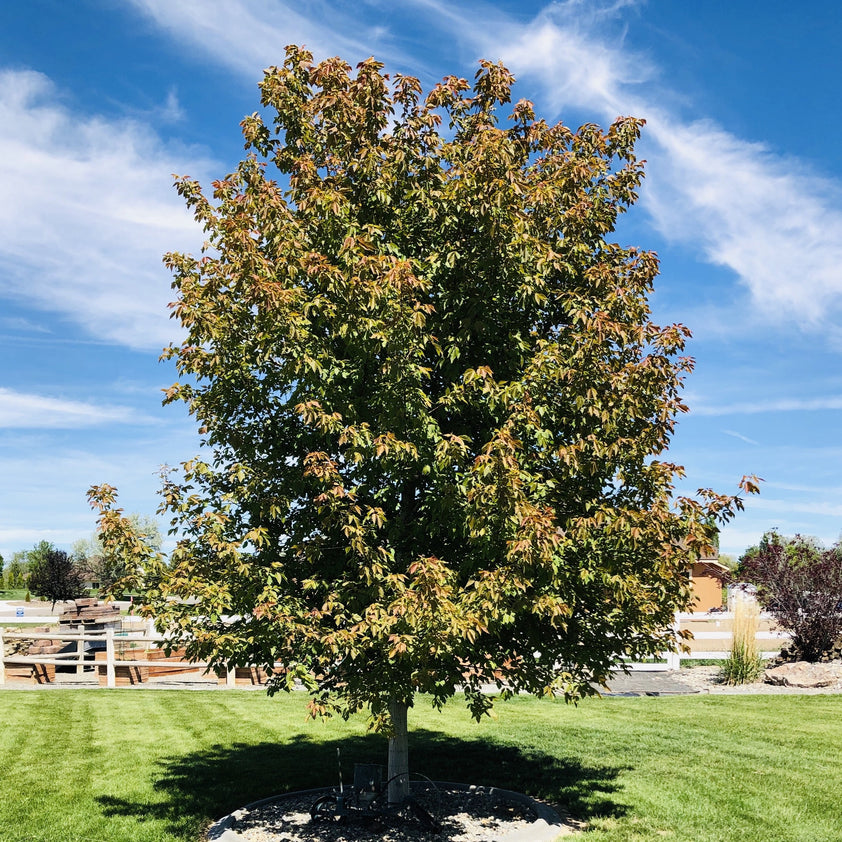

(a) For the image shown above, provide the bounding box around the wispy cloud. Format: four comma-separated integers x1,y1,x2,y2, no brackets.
111,0,842,334
643,113,842,326
722,429,759,445
462,2,842,330
128,0,413,74
748,497,842,519
457,0,647,114
0,316,51,334
0,69,213,350
762,480,842,495
0,387,149,428
0,439,185,555
719,499,842,554
692,396,842,417
156,88,185,123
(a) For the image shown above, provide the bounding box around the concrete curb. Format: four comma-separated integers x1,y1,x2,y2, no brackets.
206,782,569,841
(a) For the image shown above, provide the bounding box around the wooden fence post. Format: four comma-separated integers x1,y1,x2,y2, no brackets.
76,634,85,676
106,628,116,689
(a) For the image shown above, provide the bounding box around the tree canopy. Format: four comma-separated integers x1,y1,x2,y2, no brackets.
28,545,84,608
90,45,754,798
73,514,163,594
4,551,27,590
739,532,842,661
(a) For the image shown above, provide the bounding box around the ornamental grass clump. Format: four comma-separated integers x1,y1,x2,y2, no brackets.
722,598,763,685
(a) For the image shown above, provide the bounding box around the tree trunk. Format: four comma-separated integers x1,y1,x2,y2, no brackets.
387,697,410,805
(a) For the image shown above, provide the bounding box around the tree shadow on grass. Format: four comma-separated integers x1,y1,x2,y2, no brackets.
96,730,628,839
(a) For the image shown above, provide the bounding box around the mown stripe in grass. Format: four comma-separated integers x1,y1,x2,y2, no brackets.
0,691,840,841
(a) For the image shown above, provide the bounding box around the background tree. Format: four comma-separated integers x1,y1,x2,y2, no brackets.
27,540,53,572
5,552,27,589
739,534,842,661
89,46,753,802
717,553,738,572
73,515,163,594
738,529,824,569
28,547,84,609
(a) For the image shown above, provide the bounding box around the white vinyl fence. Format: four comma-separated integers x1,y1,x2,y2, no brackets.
624,611,790,672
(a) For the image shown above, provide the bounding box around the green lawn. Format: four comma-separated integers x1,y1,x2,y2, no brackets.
0,690,839,841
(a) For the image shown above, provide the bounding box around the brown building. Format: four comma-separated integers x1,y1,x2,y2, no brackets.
689,558,729,611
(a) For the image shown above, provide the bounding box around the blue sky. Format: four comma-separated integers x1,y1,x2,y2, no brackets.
2,0,841,561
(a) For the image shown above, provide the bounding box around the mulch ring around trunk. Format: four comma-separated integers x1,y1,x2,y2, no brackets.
207,783,577,841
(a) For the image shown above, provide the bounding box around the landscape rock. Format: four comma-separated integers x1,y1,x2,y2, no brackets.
764,661,842,688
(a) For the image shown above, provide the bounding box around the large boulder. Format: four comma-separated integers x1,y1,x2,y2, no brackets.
764,661,842,688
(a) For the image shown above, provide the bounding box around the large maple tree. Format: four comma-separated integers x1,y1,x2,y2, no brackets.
90,46,754,802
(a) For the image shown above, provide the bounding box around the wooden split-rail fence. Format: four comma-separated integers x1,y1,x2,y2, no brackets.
1,609,792,686
0,621,270,688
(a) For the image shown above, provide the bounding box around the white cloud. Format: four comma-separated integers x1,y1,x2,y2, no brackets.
748,497,842,519
0,316,50,334
722,429,759,446
643,113,842,325
128,0,411,74
466,2,842,330
0,424,198,557
0,453,138,556
717,524,767,557
157,88,185,124
0,69,212,350
463,0,647,115
692,395,842,417
0,387,148,428
718,502,841,556
763,479,842,495
61,0,842,336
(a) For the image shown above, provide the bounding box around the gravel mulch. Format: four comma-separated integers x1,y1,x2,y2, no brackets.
213,785,575,842
675,664,842,694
